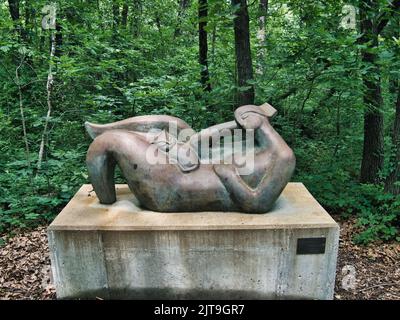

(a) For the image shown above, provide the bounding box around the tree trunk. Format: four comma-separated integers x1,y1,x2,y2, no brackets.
232,0,254,106
121,3,129,28
37,31,56,171
256,0,268,74
15,57,31,170
8,0,19,21
211,24,216,63
131,0,142,37
199,0,211,92
385,85,400,194
257,0,268,45
112,0,120,29
359,0,385,184
8,0,22,37
175,0,191,38
384,10,400,194
24,0,32,39
55,22,63,57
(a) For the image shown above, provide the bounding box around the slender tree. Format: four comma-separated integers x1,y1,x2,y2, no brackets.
384,11,400,194
257,1,268,49
7,0,22,37
358,0,400,183
112,0,120,29
55,22,63,57
256,0,268,74
175,0,191,38
15,56,30,170
199,0,211,92
385,87,400,194
37,30,56,171
121,2,129,28
232,0,254,106
7,0,19,21
24,0,32,40
131,0,142,37
359,0,385,183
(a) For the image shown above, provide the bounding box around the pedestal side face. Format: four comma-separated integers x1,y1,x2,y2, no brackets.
100,228,339,299
48,183,339,299
48,230,109,299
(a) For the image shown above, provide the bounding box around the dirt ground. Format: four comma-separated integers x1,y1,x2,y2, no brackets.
0,216,399,300
333,216,399,300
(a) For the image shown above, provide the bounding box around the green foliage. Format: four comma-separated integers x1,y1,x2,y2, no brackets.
0,147,88,233
353,185,400,244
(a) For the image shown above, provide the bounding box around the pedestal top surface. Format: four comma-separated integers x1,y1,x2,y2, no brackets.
48,183,338,231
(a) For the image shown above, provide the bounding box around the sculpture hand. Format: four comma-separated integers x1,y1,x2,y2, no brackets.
234,106,265,130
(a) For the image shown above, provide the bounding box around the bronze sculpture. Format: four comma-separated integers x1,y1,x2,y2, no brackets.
85,103,295,213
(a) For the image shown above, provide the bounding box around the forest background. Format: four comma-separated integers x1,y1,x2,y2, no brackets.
0,0,399,245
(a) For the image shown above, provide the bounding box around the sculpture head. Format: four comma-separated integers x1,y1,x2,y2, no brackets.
234,103,277,129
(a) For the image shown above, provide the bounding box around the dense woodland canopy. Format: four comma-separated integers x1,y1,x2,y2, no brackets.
0,0,399,244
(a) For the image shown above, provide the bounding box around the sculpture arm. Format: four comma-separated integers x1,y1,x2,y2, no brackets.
189,121,238,149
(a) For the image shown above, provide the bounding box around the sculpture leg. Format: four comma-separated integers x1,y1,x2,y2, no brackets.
86,136,117,204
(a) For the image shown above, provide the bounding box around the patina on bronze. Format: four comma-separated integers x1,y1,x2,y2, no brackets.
85,103,295,213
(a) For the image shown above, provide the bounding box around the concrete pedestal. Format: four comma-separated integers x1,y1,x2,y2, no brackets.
48,183,339,300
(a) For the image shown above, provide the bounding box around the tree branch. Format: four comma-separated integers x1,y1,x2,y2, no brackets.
37,31,56,171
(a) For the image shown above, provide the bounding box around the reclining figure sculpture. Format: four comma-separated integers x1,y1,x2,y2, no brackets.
85,103,295,213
